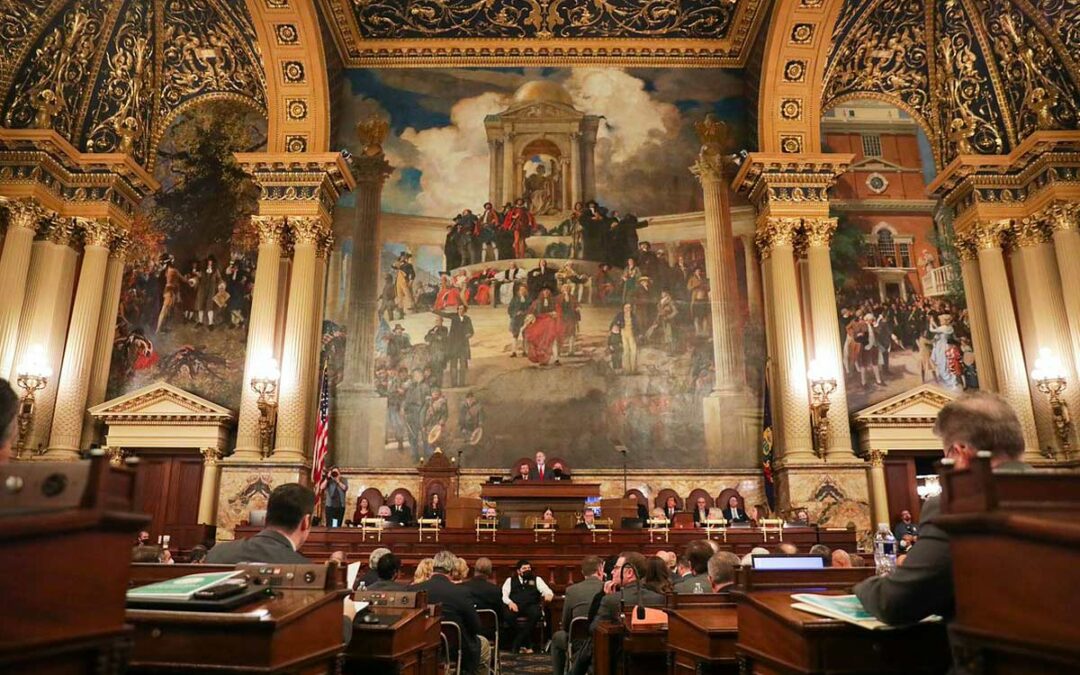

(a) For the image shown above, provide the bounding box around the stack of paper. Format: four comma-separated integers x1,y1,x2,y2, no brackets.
126,570,245,601
790,594,942,630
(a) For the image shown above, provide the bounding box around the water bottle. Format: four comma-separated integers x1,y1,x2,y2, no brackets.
874,524,896,576
693,582,704,594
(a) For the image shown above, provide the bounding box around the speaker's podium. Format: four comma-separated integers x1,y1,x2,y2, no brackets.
0,451,148,675
125,563,351,674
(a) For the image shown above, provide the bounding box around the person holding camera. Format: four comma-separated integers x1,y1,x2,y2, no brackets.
319,466,348,527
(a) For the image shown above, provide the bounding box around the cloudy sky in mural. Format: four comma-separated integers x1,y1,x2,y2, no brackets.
335,67,747,216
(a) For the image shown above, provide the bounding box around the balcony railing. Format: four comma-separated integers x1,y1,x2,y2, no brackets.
921,265,955,297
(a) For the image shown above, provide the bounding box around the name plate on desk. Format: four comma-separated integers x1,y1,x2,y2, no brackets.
237,563,333,590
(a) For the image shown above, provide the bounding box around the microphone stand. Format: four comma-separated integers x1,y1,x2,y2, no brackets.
455,447,464,498
615,444,628,496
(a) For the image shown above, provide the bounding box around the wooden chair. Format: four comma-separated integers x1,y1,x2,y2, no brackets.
387,487,417,514
654,488,683,512
353,487,383,522
686,488,713,515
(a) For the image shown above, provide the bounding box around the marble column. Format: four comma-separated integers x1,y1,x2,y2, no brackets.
80,239,129,449
336,154,392,467
233,217,285,460
758,217,814,463
741,235,763,323
570,133,582,208
488,140,500,206
0,199,43,377
867,449,890,527
954,236,997,392
1012,218,1080,454
198,448,221,525
11,220,78,452
1049,205,1080,377
47,220,114,457
803,217,855,459
502,140,515,206
973,222,1041,459
272,217,325,463
760,253,782,449
325,247,343,323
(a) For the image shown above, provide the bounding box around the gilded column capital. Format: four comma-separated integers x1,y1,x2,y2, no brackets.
200,447,221,466
288,216,328,246
755,216,801,259
1047,203,1079,233
5,198,44,232
110,231,132,259
971,220,1010,251
316,231,335,259
690,154,726,184
868,448,886,468
42,218,76,246
802,217,837,248
953,232,978,262
78,218,115,249
252,215,287,246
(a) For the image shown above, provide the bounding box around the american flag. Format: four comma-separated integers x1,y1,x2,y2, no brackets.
311,362,331,493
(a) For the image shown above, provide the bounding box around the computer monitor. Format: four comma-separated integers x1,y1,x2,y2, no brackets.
750,554,827,570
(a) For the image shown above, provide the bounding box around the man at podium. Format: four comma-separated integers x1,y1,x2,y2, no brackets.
530,450,553,481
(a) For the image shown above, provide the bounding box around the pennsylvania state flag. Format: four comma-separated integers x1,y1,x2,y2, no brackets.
761,381,775,512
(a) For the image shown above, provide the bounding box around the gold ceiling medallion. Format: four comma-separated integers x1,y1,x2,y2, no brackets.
317,0,769,67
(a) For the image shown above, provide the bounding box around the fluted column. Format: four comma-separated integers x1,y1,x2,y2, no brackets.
867,449,890,527
80,237,129,449
973,222,1041,459
46,220,114,457
758,217,814,463
198,448,222,525
306,234,332,436
570,133,582,207
325,246,343,323
11,220,79,452
0,199,43,377
502,139,515,205
691,151,743,393
234,217,285,460
741,235,763,322
273,217,326,462
803,217,855,459
1049,205,1080,377
488,140,500,206
1012,217,1080,454
954,236,997,392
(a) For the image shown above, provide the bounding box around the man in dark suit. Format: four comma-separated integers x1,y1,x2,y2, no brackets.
855,391,1031,626
673,540,713,594
435,304,475,388
463,557,504,642
721,496,750,523
207,483,316,564
411,551,491,675
551,556,604,675
368,552,406,591
529,450,552,481
691,496,711,526
574,508,598,530
386,493,413,527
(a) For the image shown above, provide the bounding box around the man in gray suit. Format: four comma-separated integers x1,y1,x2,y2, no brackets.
551,556,604,674
592,552,665,629
673,540,714,594
855,391,1031,625
207,483,317,564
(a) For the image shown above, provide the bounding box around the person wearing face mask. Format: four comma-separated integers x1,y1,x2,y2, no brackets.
501,559,553,654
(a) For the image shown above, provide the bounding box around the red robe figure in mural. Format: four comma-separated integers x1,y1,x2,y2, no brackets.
523,288,562,365
502,199,535,259
434,275,462,310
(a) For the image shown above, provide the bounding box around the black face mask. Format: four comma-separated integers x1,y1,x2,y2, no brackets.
521,571,534,581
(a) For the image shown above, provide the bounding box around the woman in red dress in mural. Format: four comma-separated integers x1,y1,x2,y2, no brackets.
523,288,563,365
433,274,462,310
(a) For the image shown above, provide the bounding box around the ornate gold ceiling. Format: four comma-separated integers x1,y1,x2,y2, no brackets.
822,0,1080,168
315,0,771,67
0,0,267,169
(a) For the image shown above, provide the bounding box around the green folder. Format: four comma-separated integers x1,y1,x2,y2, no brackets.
127,570,244,601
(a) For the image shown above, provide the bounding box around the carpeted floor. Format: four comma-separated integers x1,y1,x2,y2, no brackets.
497,650,552,674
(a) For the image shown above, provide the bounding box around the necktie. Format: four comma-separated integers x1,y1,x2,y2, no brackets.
539,466,544,479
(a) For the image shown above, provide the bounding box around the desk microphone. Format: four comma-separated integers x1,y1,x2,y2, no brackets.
633,577,645,621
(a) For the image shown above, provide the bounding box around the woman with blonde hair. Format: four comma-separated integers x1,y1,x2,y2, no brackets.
412,558,435,585
451,555,469,582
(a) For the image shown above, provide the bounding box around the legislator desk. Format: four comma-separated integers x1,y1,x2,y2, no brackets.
734,589,950,674
125,563,351,674
347,590,441,675
666,594,739,675
933,456,1080,673
0,452,147,675
593,613,668,675
479,481,602,528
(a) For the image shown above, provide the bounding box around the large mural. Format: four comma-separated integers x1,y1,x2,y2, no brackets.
328,68,762,470
106,102,266,411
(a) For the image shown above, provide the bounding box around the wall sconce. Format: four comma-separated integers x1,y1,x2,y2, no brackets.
14,345,52,458
1031,348,1072,457
807,359,837,459
250,355,280,459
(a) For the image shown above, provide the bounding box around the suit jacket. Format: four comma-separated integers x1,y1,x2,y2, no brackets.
592,585,666,631
387,504,413,527
662,505,679,521
692,508,710,526
463,576,505,640
574,521,597,530
722,507,750,523
367,579,406,591
411,574,482,673
205,529,308,565
854,460,1032,626
562,577,604,630
673,573,712,594
529,464,553,481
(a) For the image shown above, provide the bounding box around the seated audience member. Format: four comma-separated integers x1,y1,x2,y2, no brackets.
358,547,392,588
552,556,604,675
674,541,713,594
410,551,491,675
674,556,692,583
575,507,599,530
377,505,392,519
708,552,740,592
132,545,162,563
662,495,680,521
464,557,505,640
502,559,554,654
778,542,798,555
188,545,208,564
369,552,405,590
831,549,853,568
644,557,673,595
808,543,831,562
592,552,665,628
722,495,750,523
208,484,327,564
136,530,151,546
551,461,570,480
160,548,175,564
413,558,435,585
655,550,676,575
855,391,1031,625
0,378,16,463
512,463,531,482
893,509,918,549
537,507,558,529
850,554,865,567
451,556,470,582
703,539,720,554
386,493,413,527
741,546,770,566
422,492,445,524
691,496,710,526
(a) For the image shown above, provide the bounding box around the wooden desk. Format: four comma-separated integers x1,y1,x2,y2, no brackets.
667,606,739,675
734,589,950,674
347,591,441,675
480,482,601,528
593,618,668,675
